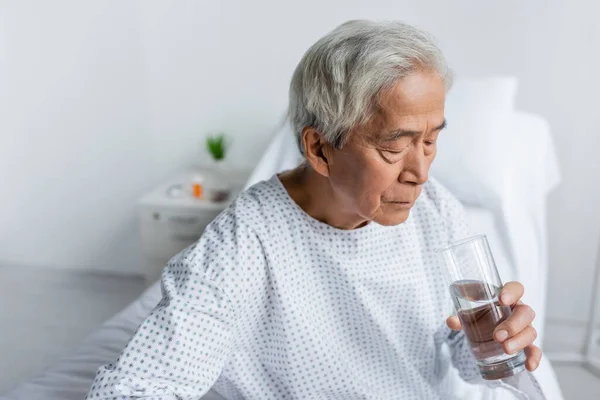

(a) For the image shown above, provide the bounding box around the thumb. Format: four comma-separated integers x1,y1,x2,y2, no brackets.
446,315,462,331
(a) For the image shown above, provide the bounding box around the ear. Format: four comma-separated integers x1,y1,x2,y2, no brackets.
302,127,333,178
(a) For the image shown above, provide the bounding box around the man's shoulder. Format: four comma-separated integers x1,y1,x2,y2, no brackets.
209,177,281,234
170,179,280,297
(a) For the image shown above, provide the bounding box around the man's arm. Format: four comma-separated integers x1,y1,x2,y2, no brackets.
86,252,236,399
86,206,264,400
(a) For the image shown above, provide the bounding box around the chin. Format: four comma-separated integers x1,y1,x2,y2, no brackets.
373,210,411,226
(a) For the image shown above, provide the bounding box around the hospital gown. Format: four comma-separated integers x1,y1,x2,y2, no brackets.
87,176,545,399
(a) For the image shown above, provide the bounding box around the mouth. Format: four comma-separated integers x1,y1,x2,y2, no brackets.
383,200,414,208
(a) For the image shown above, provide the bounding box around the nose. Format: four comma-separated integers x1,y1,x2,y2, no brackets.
400,144,429,185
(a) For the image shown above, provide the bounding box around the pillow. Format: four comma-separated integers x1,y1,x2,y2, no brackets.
431,77,519,208
245,122,302,189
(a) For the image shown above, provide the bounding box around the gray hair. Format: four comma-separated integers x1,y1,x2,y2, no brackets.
288,20,452,154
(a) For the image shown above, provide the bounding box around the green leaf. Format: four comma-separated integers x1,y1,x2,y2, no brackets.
205,133,228,160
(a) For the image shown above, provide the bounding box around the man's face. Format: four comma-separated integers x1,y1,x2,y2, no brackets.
326,71,446,226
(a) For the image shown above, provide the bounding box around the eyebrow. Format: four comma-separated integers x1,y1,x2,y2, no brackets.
381,119,447,141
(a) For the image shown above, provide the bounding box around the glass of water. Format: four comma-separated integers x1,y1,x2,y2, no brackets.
438,235,526,380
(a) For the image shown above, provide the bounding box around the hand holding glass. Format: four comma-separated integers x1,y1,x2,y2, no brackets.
438,235,526,380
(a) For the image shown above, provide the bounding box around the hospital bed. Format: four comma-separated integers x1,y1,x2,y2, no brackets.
2,78,564,400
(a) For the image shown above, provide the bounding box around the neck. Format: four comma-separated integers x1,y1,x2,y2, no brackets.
279,165,370,230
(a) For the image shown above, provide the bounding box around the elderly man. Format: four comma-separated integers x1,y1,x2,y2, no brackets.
87,20,544,399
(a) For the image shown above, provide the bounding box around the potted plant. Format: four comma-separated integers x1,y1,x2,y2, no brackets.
203,133,230,202
205,133,228,162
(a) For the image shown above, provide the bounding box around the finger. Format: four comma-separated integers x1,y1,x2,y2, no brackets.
499,281,524,306
494,304,536,341
524,345,543,371
503,326,538,355
510,299,524,311
446,315,462,330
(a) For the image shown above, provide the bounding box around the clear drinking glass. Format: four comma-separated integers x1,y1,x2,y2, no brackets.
438,235,527,380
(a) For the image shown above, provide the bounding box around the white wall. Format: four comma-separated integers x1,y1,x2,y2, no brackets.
0,2,157,274
1,1,599,328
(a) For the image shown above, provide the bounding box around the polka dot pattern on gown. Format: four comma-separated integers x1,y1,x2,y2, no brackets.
87,176,544,400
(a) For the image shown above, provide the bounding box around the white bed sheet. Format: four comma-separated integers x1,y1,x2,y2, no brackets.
2,207,563,400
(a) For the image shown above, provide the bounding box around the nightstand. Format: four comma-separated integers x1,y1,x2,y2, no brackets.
138,169,246,284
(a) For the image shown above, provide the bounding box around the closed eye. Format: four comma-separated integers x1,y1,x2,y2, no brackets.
424,133,441,146
379,147,409,163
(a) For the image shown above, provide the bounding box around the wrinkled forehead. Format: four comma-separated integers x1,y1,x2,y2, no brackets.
342,72,446,147
378,73,446,118
362,75,446,141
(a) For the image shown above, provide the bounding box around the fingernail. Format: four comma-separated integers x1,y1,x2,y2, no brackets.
500,293,511,304
495,330,508,342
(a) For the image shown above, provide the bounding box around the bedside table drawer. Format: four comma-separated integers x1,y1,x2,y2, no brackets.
137,169,248,283
139,208,223,260
164,213,216,234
